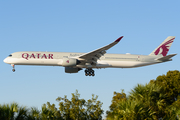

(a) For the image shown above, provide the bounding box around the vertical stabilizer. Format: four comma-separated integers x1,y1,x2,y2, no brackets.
149,36,175,56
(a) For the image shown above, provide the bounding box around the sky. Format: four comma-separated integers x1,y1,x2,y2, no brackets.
0,0,180,117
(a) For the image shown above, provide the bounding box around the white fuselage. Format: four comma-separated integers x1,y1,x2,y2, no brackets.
3,36,176,75
4,51,162,69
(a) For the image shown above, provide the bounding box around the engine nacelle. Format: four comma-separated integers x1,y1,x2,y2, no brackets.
65,67,82,73
62,58,81,67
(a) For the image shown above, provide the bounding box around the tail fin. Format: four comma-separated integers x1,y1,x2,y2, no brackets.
149,36,175,56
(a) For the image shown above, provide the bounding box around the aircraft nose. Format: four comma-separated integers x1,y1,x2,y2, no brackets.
3,58,8,63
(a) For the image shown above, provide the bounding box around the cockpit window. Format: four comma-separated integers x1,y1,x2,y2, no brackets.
9,54,12,57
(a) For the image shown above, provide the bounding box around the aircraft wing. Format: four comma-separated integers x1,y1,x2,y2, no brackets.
77,36,123,64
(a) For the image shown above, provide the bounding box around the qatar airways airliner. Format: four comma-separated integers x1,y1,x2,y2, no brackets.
4,36,176,76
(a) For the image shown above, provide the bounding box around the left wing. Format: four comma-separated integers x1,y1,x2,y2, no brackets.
77,36,123,65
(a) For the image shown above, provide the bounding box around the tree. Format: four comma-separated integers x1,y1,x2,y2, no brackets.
0,90,103,120
56,90,103,120
28,107,41,120
107,70,180,120
0,102,29,120
41,102,62,120
106,90,127,119
154,70,180,105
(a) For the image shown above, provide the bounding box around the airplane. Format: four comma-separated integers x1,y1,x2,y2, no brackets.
4,36,176,76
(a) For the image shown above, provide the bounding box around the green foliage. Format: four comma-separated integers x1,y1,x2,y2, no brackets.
2,70,179,119
56,90,103,120
106,90,127,119
107,70,180,120
0,90,103,120
0,102,29,120
41,102,62,120
154,70,180,105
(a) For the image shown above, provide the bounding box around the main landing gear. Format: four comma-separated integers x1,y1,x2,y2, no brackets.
11,64,15,72
85,68,95,76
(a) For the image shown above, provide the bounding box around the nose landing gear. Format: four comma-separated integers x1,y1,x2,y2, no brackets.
11,64,15,72
85,68,95,76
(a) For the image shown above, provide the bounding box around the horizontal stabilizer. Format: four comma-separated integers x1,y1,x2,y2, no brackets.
156,54,177,61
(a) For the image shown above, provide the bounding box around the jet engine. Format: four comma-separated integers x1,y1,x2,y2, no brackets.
65,67,82,73
62,58,81,67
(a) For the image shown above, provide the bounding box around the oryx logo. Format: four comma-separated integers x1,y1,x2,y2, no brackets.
154,38,174,56
66,60,69,63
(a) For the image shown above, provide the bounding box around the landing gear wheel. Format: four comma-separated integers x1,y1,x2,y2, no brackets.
12,69,15,72
85,70,88,76
85,68,95,76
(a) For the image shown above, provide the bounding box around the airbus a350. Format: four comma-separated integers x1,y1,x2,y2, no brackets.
4,36,176,76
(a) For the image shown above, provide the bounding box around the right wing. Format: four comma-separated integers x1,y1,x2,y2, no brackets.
77,36,123,65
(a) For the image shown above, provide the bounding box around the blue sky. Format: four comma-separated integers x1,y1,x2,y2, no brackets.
0,0,180,117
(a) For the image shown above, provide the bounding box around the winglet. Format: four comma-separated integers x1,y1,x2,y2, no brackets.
115,36,124,42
